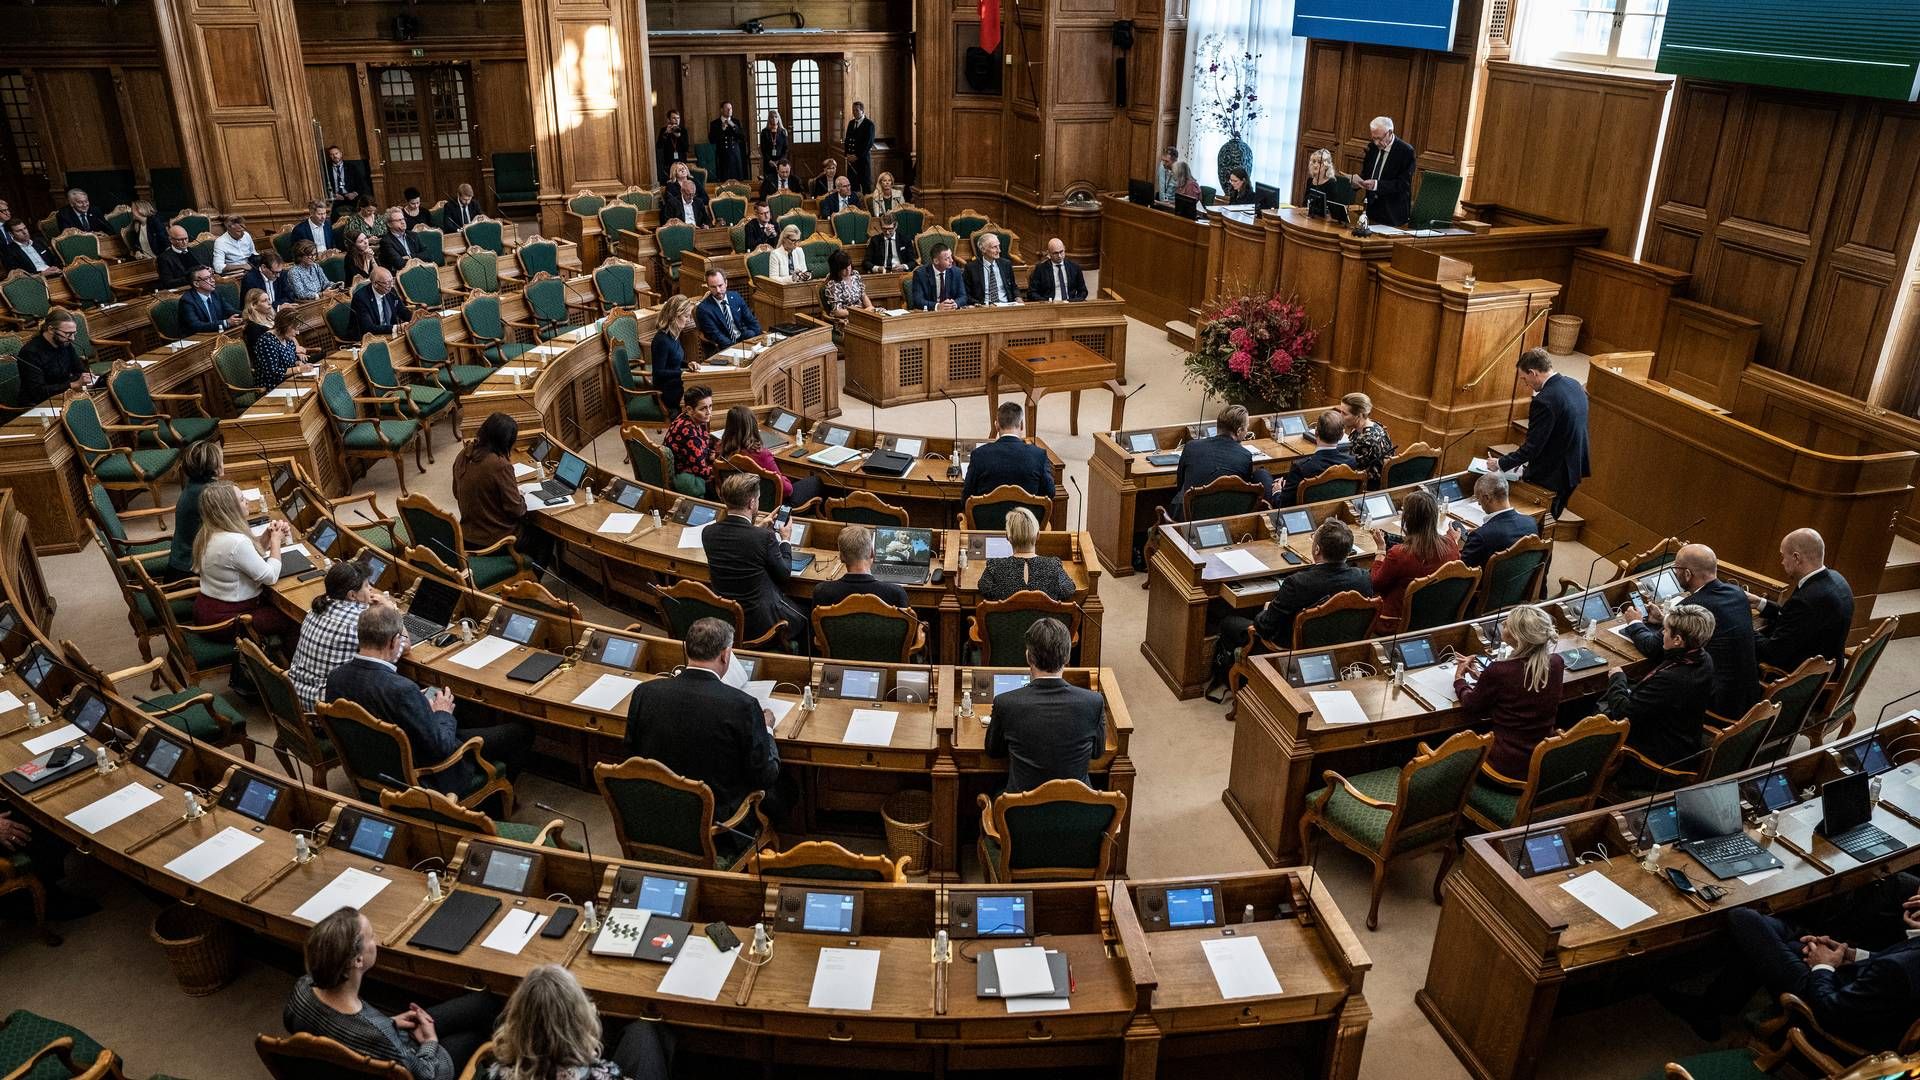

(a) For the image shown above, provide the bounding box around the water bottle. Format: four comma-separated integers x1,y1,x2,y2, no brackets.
583,901,600,932
1390,662,1405,692
1871,776,1884,805
427,871,443,902
583,484,596,505
800,685,816,713
25,700,40,727
958,546,969,572
1242,903,1256,925
935,928,951,960
94,746,112,774
651,509,663,529
1638,841,1663,871
959,689,975,719
184,791,203,820
294,833,312,863
752,922,773,958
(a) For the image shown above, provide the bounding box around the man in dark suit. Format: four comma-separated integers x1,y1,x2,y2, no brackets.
1346,116,1417,226
1026,237,1088,302
655,111,691,186
702,473,805,649
348,268,411,338
1756,528,1855,670
963,402,1055,502
55,189,111,235
1245,520,1374,644
819,175,859,218
322,606,530,797
695,268,761,350
708,102,748,182
156,226,201,290
1493,348,1590,519
376,209,421,273
742,201,780,252
907,244,968,311
759,160,800,199
180,266,242,334
811,525,910,610
441,184,482,233
290,200,337,252
15,310,92,406
963,232,1018,307
661,175,712,228
241,252,292,308
987,618,1107,793
624,616,785,822
322,145,365,216
844,101,876,193
1605,604,1717,767
1276,410,1358,507
865,213,913,273
1458,473,1540,568
0,221,56,277
1172,405,1273,517
1624,544,1760,720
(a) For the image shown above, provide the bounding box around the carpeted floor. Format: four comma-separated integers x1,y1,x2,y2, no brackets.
2,290,1914,1079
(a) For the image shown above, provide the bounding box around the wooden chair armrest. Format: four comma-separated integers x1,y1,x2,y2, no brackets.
393,364,440,376
103,656,169,688
1778,993,1871,1063
502,316,539,330
328,490,389,519
179,614,249,637
138,689,213,719
741,619,788,651
418,735,492,781
533,819,579,850
8,1037,81,1080
714,791,764,838
1616,744,1693,779
1760,662,1789,682
466,536,524,561
105,502,176,521
351,392,406,407
91,334,133,348
444,339,491,357
101,421,161,434
157,580,201,600
1478,762,1526,789
1323,768,1397,809
147,391,202,403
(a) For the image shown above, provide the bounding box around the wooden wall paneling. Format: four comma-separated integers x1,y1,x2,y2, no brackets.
125,69,185,173
37,69,124,173
294,1,530,53
1648,297,1760,408
306,65,363,161
1560,248,1690,354
523,0,653,233
1730,365,1920,541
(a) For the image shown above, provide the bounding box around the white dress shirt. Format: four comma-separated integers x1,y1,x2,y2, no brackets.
212,232,257,274
14,240,46,272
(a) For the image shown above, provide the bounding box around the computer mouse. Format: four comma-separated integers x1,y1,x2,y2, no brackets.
929,567,945,584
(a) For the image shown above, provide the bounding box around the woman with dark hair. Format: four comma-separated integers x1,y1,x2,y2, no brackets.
344,231,378,292
715,404,823,508
1368,489,1461,625
253,305,315,393
452,411,526,549
821,248,871,319
287,557,393,711
664,385,716,497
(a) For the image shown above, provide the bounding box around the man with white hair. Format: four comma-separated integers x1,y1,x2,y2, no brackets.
1755,528,1854,669
1346,116,1417,226
963,231,1018,306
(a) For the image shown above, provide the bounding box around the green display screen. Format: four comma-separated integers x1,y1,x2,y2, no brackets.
1657,0,1920,101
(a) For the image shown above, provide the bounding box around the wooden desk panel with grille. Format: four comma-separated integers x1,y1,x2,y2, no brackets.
842,298,1129,408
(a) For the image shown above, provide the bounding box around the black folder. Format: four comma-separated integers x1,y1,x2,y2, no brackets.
277,549,315,579
408,890,501,954
3,747,92,795
505,652,564,684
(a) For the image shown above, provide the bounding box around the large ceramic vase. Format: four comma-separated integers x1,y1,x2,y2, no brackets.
1216,136,1253,192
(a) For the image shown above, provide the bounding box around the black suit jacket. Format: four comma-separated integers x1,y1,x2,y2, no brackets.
708,117,747,178
812,572,909,611
290,219,337,252
125,217,169,259
1026,259,1088,302
1359,137,1418,226
1173,434,1270,517
962,435,1054,502
743,220,781,252
844,117,876,162
1756,568,1855,670
863,232,915,272
240,268,288,308
179,288,239,335
701,515,793,641
323,657,474,796
1499,373,1590,497
1459,508,1540,568
660,187,712,228
962,256,1018,306
348,287,409,339
819,193,858,217
987,678,1107,794
759,174,801,199
1255,561,1374,644
440,199,481,233
1609,648,1715,767
56,207,111,235
15,335,86,406
156,247,202,290
1278,445,1358,507
654,128,691,185
377,231,419,273
0,237,54,276
1803,937,1920,1050
1626,578,1760,719
623,667,781,820
758,127,789,169
322,158,368,203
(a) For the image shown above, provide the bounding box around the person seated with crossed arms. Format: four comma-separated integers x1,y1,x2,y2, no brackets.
1275,410,1357,507
812,525,910,609
986,618,1106,793
1457,473,1539,568
963,401,1055,502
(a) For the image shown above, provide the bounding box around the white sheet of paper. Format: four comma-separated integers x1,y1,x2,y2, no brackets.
991,946,1057,998
512,462,537,479
1738,868,1784,886
264,387,303,400
496,365,537,379
21,407,60,418
0,690,23,714
743,678,775,700
599,512,644,534
676,523,709,549
1215,549,1268,575
720,655,750,689
657,934,739,1001
529,345,567,356
843,709,899,746
1778,802,1821,849
292,867,392,923
1202,936,1283,999
23,724,84,755
1451,501,1489,527
66,783,163,834
1309,690,1370,727
447,635,517,670
239,488,263,502
1007,994,1072,1014
573,674,642,712
809,948,880,1010
164,826,264,884
480,909,549,955
1468,459,1523,479
1559,871,1657,930
1405,665,1461,707
762,697,797,727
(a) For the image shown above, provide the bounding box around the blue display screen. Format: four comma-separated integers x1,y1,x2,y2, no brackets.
234,779,280,823
974,894,1029,936
347,817,397,860
802,891,856,933
1294,0,1460,51
1165,886,1217,928
637,875,689,917
1523,832,1570,875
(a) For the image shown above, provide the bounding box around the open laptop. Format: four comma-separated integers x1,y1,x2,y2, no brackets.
1817,771,1906,861
1675,781,1782,879
401,576,463,643
870,527,934,585
533,451,588,505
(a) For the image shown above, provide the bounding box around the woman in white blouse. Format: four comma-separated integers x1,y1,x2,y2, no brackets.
769,224,810,282
868,172,905,215
192,480,298,642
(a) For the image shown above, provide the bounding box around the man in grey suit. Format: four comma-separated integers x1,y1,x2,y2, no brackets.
985,619,1106,793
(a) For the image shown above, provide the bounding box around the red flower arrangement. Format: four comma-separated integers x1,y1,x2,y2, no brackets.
1184,292,1319,409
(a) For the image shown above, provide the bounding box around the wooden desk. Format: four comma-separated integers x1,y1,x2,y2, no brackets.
749,271,911,331
770,417,1067,530
842,297,1129,408
989,341,1125,439
1097,194,1211,331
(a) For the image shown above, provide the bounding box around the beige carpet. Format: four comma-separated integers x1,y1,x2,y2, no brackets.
3,290,1915,1079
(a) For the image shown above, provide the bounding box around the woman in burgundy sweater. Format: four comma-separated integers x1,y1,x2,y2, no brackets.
716,405,825,509
1453,604,1564,777
1369,490,1461,626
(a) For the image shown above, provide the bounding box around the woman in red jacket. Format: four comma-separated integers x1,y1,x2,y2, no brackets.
716,405,824,508
1369,489,1461,626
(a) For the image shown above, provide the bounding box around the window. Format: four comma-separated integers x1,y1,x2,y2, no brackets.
1551,0,1670,67
0,74,43,178
428,68,473,161
378,68,423,163
789,60,820,143
752,60,779,127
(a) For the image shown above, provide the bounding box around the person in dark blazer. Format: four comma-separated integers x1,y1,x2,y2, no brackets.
811,525,911,610
55,189,111,235
654,111,691,186
322,606,530,796
986,618,1107,793
1215,168,1274,210
660,175,712,228
0,221,56,276
1605,603,1717,767
759,160,800,199
743,201,780,251
1458,473,1540,568
1756,528,1855,670
1172,405,1273,517
963,233,1018,306
156,226,202,290
963,401,1055,501
758,112,790,176
694,268,760,350
1345,117,1417,226
290,200,338,252
240,252,292,309
818,176,859,218
322,145,366,215
399,189,430,233
180,266,243,334
376,209,420,273
907,245,968,310
702,474,805,648
1243,520,1374,645
808,159,846,198
648,293,695,416
15,310,92,406
440,184,482,232
1276,411,1358,507
1493,348,1590,519
1026,237,1088,302
623,616,784,822
1623,544,1760,720
124,201,168,260
844,102,876,192
708,102,748,182
347,269,411,338
864,214,914,273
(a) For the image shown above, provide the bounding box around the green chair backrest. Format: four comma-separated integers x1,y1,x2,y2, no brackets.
149,297,184,339
593,263,638,309
320,253,346,285
662,590,731,640
463,293,505,340
776,211,817,240
656,224,696,276
398,501,460,562
396,262,443,308
819,610,912,663
915,229,957,268
214,341,255,395
1704,711,1772,781
318,371,358,424
711,195,747,225
1003,799,1117,872
325,300,354,343
518,240,560,279
271,229,297,262
1,271,50,322
1409,170,1465,229
604,314,642,370
359,339,400,392
62,396,111,463
1484,543,1549,610
87,481,129,542
462,220,505,255
1830,627,1893,724
457,251,500,293
976,226,1013,260
324,710,412,799
603,773,708,864
745,250,772,278
410,226,444,265
729,224,748,254
189,235,216,268
1769,669,1827,743
70,310,104,362
405,317,450,365
52,231,101,265
217,279,241,313
0,360,17,411
627,434,670,488
524,276,566,323
568,193,606,217
1391,744,1487,854
173,212,211,238
239,645,310,750
689,164,710,188
767,192,804,218
1531,729,1619,819
109,367,157,419
1405,573,1477,633
832,209,872,245
891,206,926,240
1385,454,1441,487
1187,485,1261,521
1296,602,1376,649
801,238,839,279
619,191,656,211
949,212,989,240
981,607,1055,667
597,204,639,238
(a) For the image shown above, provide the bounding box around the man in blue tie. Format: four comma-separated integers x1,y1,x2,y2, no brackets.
695,267,760,351
180,266,242,335
907,244,968,311
964,232,1018,307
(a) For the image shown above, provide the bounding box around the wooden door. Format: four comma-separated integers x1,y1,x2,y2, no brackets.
0,72,50,221
374,65,481,206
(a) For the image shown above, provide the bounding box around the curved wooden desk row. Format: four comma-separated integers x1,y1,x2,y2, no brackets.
841,296,1129,408
1418,712,1920,1080
1222,561,1787,866
1141,471,1556,699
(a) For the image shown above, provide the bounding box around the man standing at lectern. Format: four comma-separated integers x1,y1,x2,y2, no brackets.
1347,116,1416,226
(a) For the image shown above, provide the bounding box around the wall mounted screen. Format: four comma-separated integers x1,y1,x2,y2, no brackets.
1293,0,1461,52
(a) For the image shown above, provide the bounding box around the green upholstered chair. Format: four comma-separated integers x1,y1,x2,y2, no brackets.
1400,561,1480,633
975,224,1016,262
623,424,673,489
656,579,788,651
688,164,710,188
811,593,924,662
189,235,217,272
396,492,529,591
515,238,561,280
716,180,752,198
594,756,771,869
357,339,455,460
50,229,101,266
61,256,124,308
0,269,51,328
567,191,607,217
318,369,424,495
1818,617,1897,740
767,192,804,218
85,480,172,568
216,278,242,314
92,523,185,666
0,1010,120,1073
728,223,749,254
592,260,641,311
776,210,817,241
1181,474,1264,520
1477,533,1551,614
947,209,990,242
1753,656,1836,764
655,223,696,283
324,295,358,347
831,207,873,245
61,395,181,496
492,153,539,208
961,484,1052,532
379,785,576,849
1300,728,1491,929
801,237,840,279
409,224,444,266
757,840,909,882
320,252,347,286
618,189,656,212
915,226,960,269
1609,700,1778,800
977,779,1127,883
1464,713,1627,832
1383,442,1441,488
891,205,927,240
68,311,128,375
970,590,1081,668
744,249,773,278
210,339,260,411
715,452,781,514
460,219,507,256
106,366,219,448
402,315,492,395
711,193,748,225
270,227,298,263
257,1031,414,1079
606,316,666,423
171,211,211,239
1297,463,1366,504
1293,590,1381,650
236,639,336,790
147,297,186,341
459,294,536,367
512,272,591,340
395,258,453,310
318,697,514,816
456,249,502,294
119,561,259,734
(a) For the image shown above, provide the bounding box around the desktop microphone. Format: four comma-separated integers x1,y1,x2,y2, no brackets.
1858,686,1920,760
1627,740,1727,864
380,771,455,872
937,389,964,479
535,801,599,890
515,547,585,669
1577,539,1633,625
1069,475,1085,538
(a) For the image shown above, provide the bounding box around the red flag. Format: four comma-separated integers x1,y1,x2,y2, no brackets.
979,0,1001,53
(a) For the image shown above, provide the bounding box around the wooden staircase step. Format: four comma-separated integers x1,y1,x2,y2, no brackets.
1166,320,1197,351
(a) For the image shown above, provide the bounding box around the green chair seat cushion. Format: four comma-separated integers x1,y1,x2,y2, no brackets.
343,419,421,450
467,553,521,591
158,416,220,446
483,343,536,366
0,1010,111,1080
1648,1050,1767,1080
1309,766,1402,850
182,630,238,666
495,820,541,845
625,395,666,422
672,473,708,498
132,589,196,626
536,323,582,342
436,364,494,393
353,523,403,553
1466,778,1521,829
143,689,245,741
90,447,180,483
396,383,454,416
230,390,260,410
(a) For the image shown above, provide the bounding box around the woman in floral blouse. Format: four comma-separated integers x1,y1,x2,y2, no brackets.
821,249,872,318
663,383,716,497
1339,391,1397,487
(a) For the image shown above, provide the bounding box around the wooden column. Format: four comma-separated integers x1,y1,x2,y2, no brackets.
522,0,654,238
152,0,316,227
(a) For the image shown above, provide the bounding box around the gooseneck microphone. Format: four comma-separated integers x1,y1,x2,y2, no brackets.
536,801,599,889
937,388,964,479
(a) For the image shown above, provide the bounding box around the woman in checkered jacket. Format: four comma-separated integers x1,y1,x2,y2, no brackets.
287,557,394,711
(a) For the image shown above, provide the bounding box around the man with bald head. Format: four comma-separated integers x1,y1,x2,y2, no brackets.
1026,237,1087,303
1755,529,1854,670
347,266,410,338
1623,544,1760,719
156,226,200,290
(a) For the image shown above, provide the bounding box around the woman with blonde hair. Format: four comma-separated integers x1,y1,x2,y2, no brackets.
769,224,809,281
241,286,275,354
192,479,297,640
978,507,1075,602
868,171,905,214
483,964,671,1080
1453,604,1563,777
1337,391,1397,485
649,293,696,414
1305,148,1353,209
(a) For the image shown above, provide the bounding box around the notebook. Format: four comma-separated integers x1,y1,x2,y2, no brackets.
407,891,502,954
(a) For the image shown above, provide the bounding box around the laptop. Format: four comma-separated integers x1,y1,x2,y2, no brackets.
1817,771,1906,861
401,576,463,642
1674,782,1782,879
870,527,934,585
533,452,588,504
1127,179,1154,206
1173,193,1199,219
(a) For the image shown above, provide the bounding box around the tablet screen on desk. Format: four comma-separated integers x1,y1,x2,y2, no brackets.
142,738,185,781
1847,738,1893,776
803,891,857,933
1124,432,1158,454
498,612,539,646
1642,802,1679,845
1278,509,1313,536
1431,477,1464,504
554,453,588,490
892,437,924,458
1643,568,1683,603
1361,493,1395,521
1293,654,1336,686
838,668,882,700
1191,422,1218,439
974,894,1031,936
309,522,339,555
769,410,799,434
528,436,553,463
1746,772,1795,813
1164,886,1218,928
233,777,281,823
67,692,109,735
821,426,852,447
993,673,1031,698
684,504,717,527
1521,830,1571,876
1191,523,1230,549
347,816,397,861
481,852,534,894
19,645,53,690
1395,638,1437,669
1278,414,1308,437
1576,592,1613,625
636,874,691,918
612,482,644,509
597,636,640,671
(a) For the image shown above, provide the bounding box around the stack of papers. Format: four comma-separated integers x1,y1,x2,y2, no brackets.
1468,459,1524,480
808,446,862,467
1213,549,1269,576
590,908,653,958
512,462,537,479
657,936,738,1000
0,690,23,714
264,387,303,400
21,407,60,419
529,345,568,357
1405,665,1460,707
1202,936,1283,999
495,365,537,380
676,523,708,548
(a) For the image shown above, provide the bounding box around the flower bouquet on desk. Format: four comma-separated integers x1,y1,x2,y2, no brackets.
1183,293,1319,413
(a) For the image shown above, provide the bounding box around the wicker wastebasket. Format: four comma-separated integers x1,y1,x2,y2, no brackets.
150,903,239,996
881,789,933,876
1545,314,1583,355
